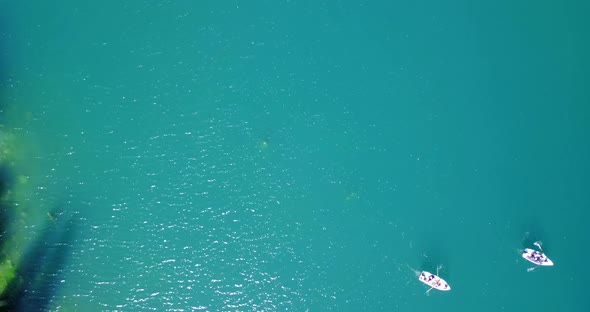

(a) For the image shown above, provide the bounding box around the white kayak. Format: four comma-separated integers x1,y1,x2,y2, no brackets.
522,248,554,266
418,271,451,291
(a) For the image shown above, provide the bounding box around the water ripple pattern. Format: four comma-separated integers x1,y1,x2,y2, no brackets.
57,106,333,311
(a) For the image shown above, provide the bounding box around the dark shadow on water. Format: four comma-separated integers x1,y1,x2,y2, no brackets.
519,220,549,252
420,253,439,272
0,165,15,246
0,166,14,198
420,252,450,279
0,210,78,312
418,234,450,278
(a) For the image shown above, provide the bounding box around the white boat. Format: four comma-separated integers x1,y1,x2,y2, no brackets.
522,241,554,272
522,248,554,266
418,271,451,292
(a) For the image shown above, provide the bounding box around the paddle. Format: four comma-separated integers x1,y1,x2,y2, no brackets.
527,265,540,272
534,241,543,252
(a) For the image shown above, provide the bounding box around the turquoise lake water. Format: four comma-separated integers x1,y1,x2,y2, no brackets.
1,1,589,311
